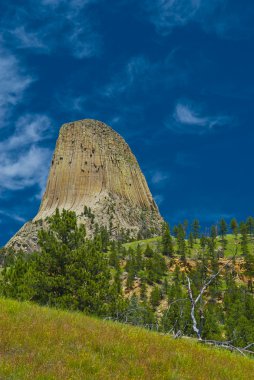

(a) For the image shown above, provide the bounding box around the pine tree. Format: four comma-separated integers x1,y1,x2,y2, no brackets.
99,226,110,252
244,253,254,292
1,252,34,300
140,280,147,301
144,244,154,258
210,225,217,240
173,225,178,237
209,250,221,299
207,237,216,259
126,270,135,289
230,218,238,237
146,252,166,284
219,219,227,240
188,232,194,248
161,222,173,257
124,296,155,327
192,219,200,242
161,265,192,336
219,219,227,252
1,209,121,316
136,244,144,272
183,219,189,234
176,224,186,261
240,222,249,256
109,241,119,268
125,248,134,272
114,267,122,295
246,217,254,237
200,235,207,251
150,286,161,310
202,305,221,340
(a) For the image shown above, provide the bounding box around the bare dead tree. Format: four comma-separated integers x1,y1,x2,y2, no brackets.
199,339,254,357
186,259,233,340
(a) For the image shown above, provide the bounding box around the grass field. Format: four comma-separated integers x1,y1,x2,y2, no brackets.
124,234,254,258
0,298,254,380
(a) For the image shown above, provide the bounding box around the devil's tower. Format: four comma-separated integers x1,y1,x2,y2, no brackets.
7,119,163,252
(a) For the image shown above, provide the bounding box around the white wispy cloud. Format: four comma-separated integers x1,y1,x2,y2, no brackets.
143,0,202,34
0,209,26,223
0,114,51,151
142,0,251,39
166,101,231,134
175,103,208,126
0,146,51,191
0,47,33,126
103,56,153,98
10,26,49,51
102,52,185,101
154,194,164,205
3,0,102,58
0,43,50,194
68,22,102,59
55,50,187,127
151,171,169,184
0,114,52,192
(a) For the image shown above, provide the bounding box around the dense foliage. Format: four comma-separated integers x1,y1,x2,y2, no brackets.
1,210,125,317
1,211,254,351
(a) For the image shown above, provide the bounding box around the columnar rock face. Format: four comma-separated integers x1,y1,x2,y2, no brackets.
6,119,163,252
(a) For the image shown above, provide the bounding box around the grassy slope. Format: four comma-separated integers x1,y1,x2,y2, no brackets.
0,298,254,380
124,234,253,258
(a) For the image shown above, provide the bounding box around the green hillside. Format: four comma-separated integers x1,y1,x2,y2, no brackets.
1,211,254,353
124,233,253,258
0,298,254,380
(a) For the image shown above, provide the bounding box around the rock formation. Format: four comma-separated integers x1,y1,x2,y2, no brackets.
6,119,163,252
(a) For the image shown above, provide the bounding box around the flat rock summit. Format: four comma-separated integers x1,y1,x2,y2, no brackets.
7,119,163,252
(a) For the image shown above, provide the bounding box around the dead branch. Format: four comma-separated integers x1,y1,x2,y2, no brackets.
200,339,254,357
186,259,233,340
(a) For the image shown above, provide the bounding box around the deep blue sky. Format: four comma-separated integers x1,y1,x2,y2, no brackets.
1,0,254,246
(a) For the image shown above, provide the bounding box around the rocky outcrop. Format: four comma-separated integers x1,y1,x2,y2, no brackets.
6,119,163,252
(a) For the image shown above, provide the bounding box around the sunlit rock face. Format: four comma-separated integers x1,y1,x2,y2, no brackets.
6,119,163,252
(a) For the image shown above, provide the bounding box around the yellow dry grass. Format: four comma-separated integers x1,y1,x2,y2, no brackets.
0,298,253,380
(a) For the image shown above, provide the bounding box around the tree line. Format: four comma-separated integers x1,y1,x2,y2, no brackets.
0,210,254,352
